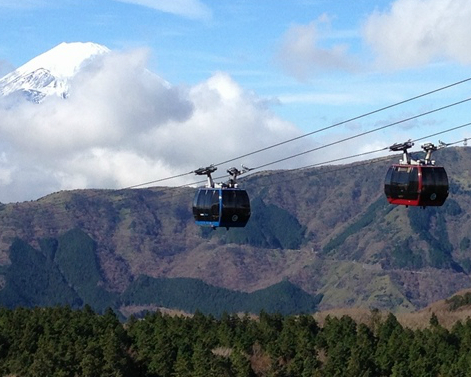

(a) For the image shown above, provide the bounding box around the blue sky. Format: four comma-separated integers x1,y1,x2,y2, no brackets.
0,0,471,201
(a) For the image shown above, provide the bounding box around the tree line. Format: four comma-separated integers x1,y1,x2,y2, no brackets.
1,305,471,376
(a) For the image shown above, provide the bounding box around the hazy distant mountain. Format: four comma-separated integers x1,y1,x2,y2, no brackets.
0,42,109,103
0,147,471,317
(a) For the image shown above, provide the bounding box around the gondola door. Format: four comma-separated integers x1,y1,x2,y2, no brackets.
418,166,448,206
219,189,251,228
193,188,221,227
384,165,420,206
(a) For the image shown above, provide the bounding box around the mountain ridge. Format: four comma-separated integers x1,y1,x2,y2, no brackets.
0,147,470,315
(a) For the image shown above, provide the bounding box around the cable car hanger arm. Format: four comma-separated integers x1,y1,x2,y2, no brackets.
389,140,446,166
194,164,252,188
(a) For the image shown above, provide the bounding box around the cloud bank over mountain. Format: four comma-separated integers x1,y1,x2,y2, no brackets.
2,0,470,203
0,44,317,202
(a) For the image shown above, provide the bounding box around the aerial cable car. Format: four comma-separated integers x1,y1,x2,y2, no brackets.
384,140,449,208
192,164,251,229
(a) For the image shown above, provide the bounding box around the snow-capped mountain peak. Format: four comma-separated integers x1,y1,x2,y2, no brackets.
0,42,110,103
15,42,110,78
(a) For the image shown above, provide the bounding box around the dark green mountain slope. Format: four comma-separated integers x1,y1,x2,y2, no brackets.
0,230,321,315
0,230,117,312
0,147,470,314
54,229,117,312
0,238,79,308
201,197,306,249
121,276,321,316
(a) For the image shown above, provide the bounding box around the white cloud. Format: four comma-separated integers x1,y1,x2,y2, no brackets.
112,0,212,20
0,50,319,202
363,0,471,69
276,19,360,80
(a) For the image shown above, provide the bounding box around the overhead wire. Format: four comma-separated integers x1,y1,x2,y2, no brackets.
2,77,471,249
4,78,471,221
121,93,471,191
208,133,470,195
7,122,471,232
235,131,471,189
122,171,195,189
175,121,471,193
108,76,471,190
116,113,471,194
66,119,471,202
247,98,471,172
211,77,471,167
29,136,455,239
113,131,471,220
287,121,471,174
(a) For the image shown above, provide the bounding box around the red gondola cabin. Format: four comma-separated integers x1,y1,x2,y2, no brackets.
384,141,449,208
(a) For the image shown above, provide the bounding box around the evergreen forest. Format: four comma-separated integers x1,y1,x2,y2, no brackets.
2,305,471,376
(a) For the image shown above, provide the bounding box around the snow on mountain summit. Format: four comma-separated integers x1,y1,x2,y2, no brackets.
0,42,110,103
15,42,110,78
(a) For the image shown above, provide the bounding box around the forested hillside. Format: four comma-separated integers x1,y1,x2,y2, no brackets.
0,147,471,314
0,229,321,316
1,305,471,376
